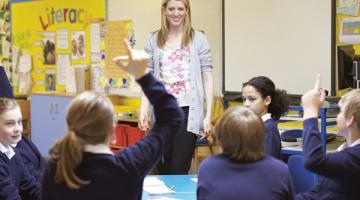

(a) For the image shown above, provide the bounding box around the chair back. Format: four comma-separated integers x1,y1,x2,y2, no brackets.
288,155,317,194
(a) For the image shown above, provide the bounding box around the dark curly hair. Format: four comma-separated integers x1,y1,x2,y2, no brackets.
243,76,289,120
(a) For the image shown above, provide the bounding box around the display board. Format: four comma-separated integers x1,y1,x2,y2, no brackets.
11,0,106,93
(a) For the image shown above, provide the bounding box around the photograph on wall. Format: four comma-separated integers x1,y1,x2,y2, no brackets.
45,73,56,91
42,32,56,65
71,30,86,60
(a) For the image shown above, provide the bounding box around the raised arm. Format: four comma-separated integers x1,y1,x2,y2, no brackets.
301,75,360,179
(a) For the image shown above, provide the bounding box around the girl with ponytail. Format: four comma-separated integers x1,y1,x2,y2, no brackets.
41,39,184,200
242,76,289,159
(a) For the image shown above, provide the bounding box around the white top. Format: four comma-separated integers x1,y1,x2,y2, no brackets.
84,143,113,155
261,113,271,122
337,137,360,152
0,142,15,159
159,46,191,107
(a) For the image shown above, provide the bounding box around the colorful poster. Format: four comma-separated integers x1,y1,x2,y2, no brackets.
340,17,360,44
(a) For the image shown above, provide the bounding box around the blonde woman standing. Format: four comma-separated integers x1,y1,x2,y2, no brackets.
140,0,214,174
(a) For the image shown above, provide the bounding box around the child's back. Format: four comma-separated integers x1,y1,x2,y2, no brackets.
198,154,293,200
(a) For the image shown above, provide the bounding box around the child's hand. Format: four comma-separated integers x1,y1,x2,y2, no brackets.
301,74,325,119
113,39,149,80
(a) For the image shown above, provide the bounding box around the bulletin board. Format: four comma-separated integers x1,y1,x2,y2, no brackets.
11,0,106,93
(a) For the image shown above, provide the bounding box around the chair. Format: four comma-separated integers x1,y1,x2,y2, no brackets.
193,136,214,172
288,155,317,194
281,129,303,139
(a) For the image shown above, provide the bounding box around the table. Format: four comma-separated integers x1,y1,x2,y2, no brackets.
142,175,197,200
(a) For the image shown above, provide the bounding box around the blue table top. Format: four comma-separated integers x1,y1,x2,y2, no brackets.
142,175,197,200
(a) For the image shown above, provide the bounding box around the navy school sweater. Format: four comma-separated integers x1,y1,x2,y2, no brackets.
0,150,41,200
197,154,294,200
16,137,46,182
264,118,282,159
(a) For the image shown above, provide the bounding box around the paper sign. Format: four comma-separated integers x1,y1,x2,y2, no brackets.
18,54,32,72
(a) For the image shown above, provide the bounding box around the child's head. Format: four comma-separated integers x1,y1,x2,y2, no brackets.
215,106,265,162
50,91,114,189
337,89,360,137
0,98,22,147
242,76,289,120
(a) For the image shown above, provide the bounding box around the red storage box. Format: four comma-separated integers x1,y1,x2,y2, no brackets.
125,126,145,146
114,124,128,147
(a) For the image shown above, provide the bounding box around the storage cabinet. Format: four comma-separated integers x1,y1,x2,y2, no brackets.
30,94,73,156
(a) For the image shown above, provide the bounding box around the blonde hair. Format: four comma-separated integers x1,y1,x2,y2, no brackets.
0,98,19,115
49,91,114,189
215,106,265,162
157,0,193,48
340,89,360,129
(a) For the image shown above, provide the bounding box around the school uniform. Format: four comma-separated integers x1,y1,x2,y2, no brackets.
0,65,46,182
15,137,46,181
296,118,360,200
263,113,282,159
0,143,41,200
197,154,294,200
0,66,14,98
41,73,184,200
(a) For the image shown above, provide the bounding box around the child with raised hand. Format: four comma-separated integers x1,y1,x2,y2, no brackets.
41,39,184,200
242,76,289,159
0,98,41,200
296,75,360,200
197,106,294,200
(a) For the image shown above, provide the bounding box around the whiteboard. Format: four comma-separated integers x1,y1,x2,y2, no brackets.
223,0,334,95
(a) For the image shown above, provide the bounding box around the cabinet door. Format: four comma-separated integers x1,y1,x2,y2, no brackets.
30,95,72,156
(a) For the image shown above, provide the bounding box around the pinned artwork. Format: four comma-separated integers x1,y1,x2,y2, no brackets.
71,30,86,60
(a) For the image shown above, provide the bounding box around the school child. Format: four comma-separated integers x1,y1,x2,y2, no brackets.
242,76,289,159
197,106,294,200
0,65,46,182
0,98,41,199
296,75,360,200
41,40,184,200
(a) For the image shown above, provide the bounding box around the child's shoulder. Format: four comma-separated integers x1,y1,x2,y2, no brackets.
199,154,226,169
261,156,289,172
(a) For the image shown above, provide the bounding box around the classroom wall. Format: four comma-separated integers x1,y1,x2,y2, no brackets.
107,0,222,95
